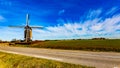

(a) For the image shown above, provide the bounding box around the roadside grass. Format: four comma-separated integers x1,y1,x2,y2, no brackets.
0,52,94,68
29,39,120,52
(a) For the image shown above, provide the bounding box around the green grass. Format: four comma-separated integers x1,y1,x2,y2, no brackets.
29,39,120,52
9,39,120,52
0,52,93,68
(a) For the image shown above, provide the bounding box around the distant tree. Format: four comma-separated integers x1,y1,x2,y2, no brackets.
11,39,17,42
11,39,21,42
92,37,106,40
0,39,2,43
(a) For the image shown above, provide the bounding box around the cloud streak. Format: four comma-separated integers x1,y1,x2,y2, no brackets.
58,9,65,15
33,7,120,40
0,15,6,22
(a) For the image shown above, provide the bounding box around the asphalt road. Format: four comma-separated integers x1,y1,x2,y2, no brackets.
0,46,120,68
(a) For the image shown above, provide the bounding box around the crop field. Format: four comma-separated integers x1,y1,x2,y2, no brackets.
28,39,120,52
8,39,120,52
0,52,93,68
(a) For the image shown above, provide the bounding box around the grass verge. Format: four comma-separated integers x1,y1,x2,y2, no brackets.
0,52,94,68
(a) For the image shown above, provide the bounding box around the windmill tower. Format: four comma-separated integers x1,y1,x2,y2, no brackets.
9,14,43,42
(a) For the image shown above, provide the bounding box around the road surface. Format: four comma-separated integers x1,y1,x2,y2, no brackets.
0,46,120,68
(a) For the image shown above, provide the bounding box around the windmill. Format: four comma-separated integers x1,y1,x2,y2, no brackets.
9,14,43,42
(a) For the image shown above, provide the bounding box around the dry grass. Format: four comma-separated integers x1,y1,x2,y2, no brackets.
0,52,94,68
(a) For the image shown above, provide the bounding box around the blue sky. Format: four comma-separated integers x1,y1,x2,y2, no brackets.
0,0,120,41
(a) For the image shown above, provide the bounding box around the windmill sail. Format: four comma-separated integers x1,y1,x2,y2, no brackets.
31,26,43,28
9,26,24,28
26,14,29,26
9,13,43,42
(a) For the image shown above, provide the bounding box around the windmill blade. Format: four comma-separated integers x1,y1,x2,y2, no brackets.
31,26,43,28
26,14,29,26
9,25,25,28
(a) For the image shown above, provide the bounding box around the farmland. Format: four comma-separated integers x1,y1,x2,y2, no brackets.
25,39,120,52
6,39,120,52
0,52,93,68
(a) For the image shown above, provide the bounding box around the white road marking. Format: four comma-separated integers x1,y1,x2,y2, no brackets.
0,49,63,61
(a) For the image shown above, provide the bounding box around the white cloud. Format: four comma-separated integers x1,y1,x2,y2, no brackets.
86,9,102,20
90,23,103,31
0,27,23,41
106,7,120,15
33,8,120,40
